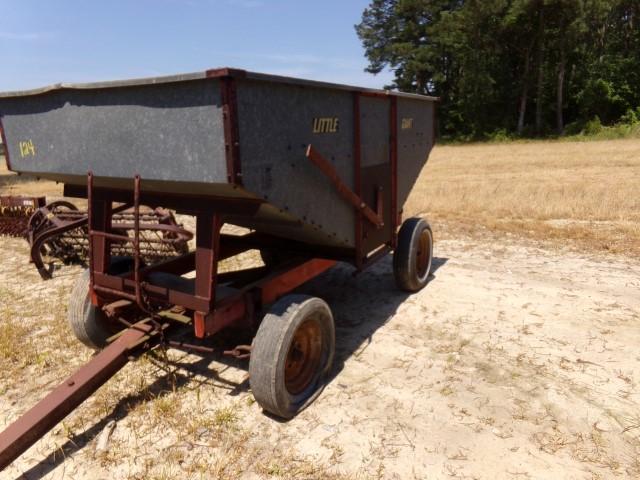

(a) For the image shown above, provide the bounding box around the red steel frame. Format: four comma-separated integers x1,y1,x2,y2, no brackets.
0,168,341,469
220,77,242,185
0,118,11,171
0,322,156,471
86,172,337,339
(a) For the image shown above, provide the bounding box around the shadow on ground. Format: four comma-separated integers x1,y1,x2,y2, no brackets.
15,254,448,479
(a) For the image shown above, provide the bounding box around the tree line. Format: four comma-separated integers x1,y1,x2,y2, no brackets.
356,0,640,139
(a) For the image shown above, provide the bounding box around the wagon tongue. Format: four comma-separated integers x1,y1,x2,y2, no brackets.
0,196,45,238
0,319,168,471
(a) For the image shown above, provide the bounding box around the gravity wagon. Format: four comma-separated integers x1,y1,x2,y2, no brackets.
0,68,437,469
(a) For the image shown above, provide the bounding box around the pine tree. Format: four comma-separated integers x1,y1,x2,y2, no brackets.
356,0,639,138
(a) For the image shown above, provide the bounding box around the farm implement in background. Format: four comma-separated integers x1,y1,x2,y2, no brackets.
0,195,193,278
0,195,45,237
27,200,192,279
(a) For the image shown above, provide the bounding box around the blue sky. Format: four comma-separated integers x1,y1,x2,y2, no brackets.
0,0,393,91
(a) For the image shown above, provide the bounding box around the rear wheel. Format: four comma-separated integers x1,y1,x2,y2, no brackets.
393,217,433,292
249,294,335,419
67,269,116,349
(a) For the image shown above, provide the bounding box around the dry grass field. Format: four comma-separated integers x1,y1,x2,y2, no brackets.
3,137,640,255
1,140,639,479
408,138,640,255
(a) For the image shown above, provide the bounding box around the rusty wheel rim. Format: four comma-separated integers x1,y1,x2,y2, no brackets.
415,228,432,279
285,317,323,396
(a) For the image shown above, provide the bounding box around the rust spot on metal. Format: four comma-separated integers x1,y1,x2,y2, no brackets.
285,319,322,395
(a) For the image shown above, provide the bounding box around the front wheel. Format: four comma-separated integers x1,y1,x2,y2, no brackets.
393,217,433,292
249,295,335,419
67,269,116,349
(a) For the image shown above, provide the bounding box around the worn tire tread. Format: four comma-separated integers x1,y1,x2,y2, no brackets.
249,294,335,419
393,217,433,292
68,269,113,350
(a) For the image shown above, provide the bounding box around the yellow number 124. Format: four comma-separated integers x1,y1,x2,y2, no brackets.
19,140,36,158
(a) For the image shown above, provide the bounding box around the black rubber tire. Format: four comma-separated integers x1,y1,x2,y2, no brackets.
108,256,137,275
393,217,434,292
67,269,114,350
249,294,335,419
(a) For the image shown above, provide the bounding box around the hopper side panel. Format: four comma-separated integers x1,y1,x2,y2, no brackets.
0,79,227,185
397,98,435,209
360,97,390,168
237,80,355,247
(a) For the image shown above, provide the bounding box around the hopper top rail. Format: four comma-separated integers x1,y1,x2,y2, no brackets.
0,68,439,102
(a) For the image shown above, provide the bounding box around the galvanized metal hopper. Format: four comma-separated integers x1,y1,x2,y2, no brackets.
0,68,436,258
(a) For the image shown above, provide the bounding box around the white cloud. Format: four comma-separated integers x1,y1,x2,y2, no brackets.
0,31,47,41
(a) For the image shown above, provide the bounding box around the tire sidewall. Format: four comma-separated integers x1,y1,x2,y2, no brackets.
68,269,114,349
275,298,334,415
394,217,433,292
412,222,433,285
250,295,335,418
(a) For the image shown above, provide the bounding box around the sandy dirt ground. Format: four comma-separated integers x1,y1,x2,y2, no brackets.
2,230,639,479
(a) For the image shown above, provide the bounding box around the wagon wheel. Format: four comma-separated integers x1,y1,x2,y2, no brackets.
39,201,85,261
27,209,47,238
249,294,335,419
393,217,434,292
47,200,79,213
68,269,119,349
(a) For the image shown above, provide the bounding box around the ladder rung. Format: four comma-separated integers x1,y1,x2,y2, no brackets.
89,230,133,243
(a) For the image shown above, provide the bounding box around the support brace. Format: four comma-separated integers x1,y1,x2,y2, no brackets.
305,145,384,228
